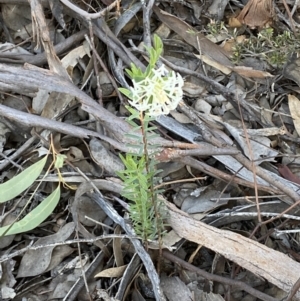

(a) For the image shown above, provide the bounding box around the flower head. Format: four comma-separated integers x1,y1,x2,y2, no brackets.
128,64,184,117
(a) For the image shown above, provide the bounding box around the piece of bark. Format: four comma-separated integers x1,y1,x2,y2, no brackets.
166,201,300,299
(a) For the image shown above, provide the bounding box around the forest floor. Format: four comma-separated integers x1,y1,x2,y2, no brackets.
1,0,300,300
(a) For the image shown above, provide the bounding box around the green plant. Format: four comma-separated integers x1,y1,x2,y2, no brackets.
232,27,300,67
207,20,227,35
0,141,68,236
118,35,183,247
118,108,164,244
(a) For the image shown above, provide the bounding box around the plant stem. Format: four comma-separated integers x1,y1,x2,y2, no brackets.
139,111,163,273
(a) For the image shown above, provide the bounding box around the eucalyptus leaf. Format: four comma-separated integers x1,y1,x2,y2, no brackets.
0,156,47,203
0,185,60,236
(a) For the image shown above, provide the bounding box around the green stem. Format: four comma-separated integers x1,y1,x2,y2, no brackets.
139,111,163,271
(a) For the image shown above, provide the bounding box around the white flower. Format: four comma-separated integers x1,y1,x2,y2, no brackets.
128,64,184,116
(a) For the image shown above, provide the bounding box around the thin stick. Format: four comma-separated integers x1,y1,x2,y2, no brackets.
59,0,120,20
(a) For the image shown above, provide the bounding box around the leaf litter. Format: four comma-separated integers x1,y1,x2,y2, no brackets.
1,0,300,300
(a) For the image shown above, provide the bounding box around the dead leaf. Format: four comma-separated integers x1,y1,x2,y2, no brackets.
223,122,278,163
278,164,300,185
48,267,84,299
237,0,274,28
222,35,246,54
153,6,233,67
95,265,128,278
76,196,106,226
178,185,229,214
61,41,91,78
113,225,124,267
228,17,243,28
45,245,74,272
90,138,124,176
17,222,75,277
288,94,300,136
232,66,273,78
160,275,193,300
0,213,17,249
32,89,50,114
194,53,232,75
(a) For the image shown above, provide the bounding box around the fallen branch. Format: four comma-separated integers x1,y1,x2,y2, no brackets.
166,201,300,300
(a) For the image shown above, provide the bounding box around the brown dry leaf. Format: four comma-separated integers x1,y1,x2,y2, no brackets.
237,0,274,28
173,2,191,21
95,265,128,278
232,66,273,78
194,54,232,75
61,41,90,78
222,35,246,54
278,164,300,185
153,6,233,67
155,23,171,39
228,16,243,28
288,94,300,136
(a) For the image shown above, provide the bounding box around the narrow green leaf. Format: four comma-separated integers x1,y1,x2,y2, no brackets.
119,88,133,99
0,156,47,203
153,34,163,57
0,185,61,236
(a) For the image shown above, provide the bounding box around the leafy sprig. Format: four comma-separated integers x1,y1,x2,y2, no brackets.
118,34,184,247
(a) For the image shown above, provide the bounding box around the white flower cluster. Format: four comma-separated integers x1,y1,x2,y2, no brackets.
128,64,184,117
